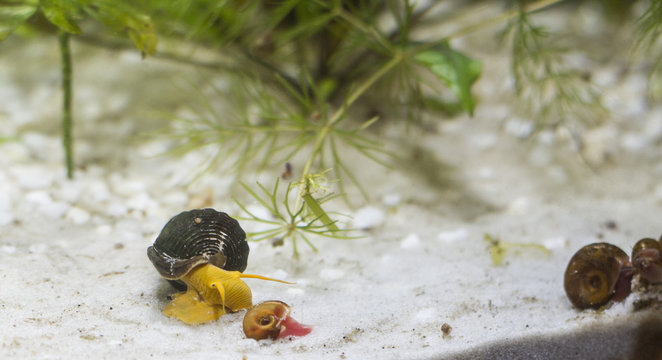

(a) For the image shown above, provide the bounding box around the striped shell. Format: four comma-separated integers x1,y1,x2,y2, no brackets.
147,208,249,280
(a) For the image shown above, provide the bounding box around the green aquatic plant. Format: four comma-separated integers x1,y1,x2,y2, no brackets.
158,1,488,252
235,175,357,258
503,0,605,134
1,0,157,178
5,0,662,255
634,0,662,98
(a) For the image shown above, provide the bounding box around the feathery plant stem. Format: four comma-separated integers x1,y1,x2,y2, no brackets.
413,0,565,55
59,31,74,179
293,53,403,213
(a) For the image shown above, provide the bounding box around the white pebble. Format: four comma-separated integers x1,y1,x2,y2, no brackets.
0,193,14,227
621,132,647,152
270,269,289,280
507,197,530,215
400,233,421,249
22,132,54,156
319,268,345,281
542,236,566,250
106,339,123,347
414,307,437,322
476,167,494,179
25,191,53,205
470,133,497,150
66,207,91,225
109,173,145,196
84,179,111,203
286,288,305,296
382,193,402,207
352,206,385,230
56,179,83,203
536,130,556,145
160,191,189,207
25,191,70,218
1,245,16,254
0,142,29,163
126,193,158,212
504,117,534,138
41,201,71,219
107,202,128,217
438,228,468,244
96,224,113,236
10,165,54,190
547,166,568,183
28,244,47,254
528,146,552,167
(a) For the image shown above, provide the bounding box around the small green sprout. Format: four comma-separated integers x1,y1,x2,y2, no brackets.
484,233,551,266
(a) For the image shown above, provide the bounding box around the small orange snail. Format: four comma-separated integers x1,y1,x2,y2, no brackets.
631,237,662,285
243,301,312,340
147,208,291,324
564,242,634,310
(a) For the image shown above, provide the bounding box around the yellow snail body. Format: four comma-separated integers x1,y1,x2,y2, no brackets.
564,242,633,309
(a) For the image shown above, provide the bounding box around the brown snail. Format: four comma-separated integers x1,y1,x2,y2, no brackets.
147,208,291,324
631,237,662,284
243,301,312,340
564,242,634,309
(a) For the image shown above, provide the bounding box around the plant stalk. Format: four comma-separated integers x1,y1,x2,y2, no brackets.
413,0,565,54
59,31,74,179
292,53,403,215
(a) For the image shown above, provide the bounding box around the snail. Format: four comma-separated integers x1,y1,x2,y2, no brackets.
148,208,291,324
243,301,312,340
564,242,634,310
631,237,662,284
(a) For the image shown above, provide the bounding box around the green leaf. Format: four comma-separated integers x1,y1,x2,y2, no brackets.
0,0,39,40
302,193,339,232
415,42,482,115
127,15,157,57
83,0,157,57
40,0,82,34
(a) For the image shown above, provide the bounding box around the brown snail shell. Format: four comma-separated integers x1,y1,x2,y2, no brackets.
147,208,249,289
632,237,662,284
564,242,633,309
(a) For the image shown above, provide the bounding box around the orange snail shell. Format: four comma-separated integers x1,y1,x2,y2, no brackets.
243,301,312,340
564,242,634,309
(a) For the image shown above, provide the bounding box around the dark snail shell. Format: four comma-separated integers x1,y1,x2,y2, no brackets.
147,208,249,286
564,242,633,310
632,237,662,284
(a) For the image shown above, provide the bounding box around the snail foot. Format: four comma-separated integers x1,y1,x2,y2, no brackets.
163,288,225,324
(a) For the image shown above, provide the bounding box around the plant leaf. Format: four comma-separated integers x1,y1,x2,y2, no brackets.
40,0,82,34
302,193,339,232
415,42,482,115
83,0,157,57
0,0,39,40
